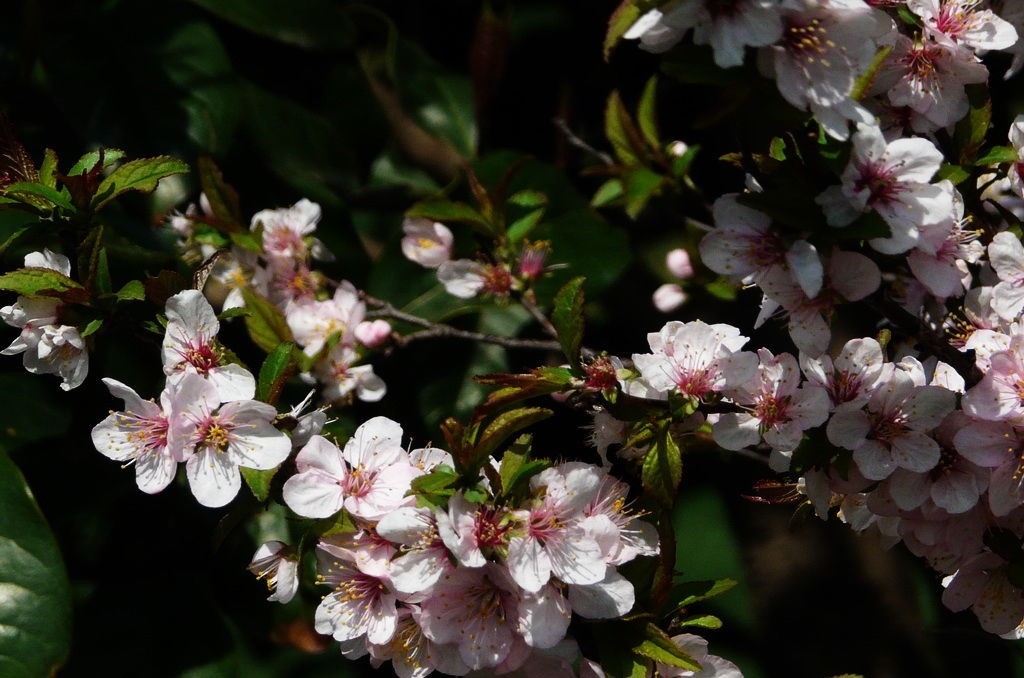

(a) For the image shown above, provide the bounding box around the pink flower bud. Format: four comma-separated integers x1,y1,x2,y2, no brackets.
666,248,694,279
653,283,687,313
355,320,392,348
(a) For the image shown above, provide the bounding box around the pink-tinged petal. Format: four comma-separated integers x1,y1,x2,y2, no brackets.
135,450,178,494
989,231,1024,281
518,585,571,649
786,240,823,298
389,549,449,594
962,373,1020,421
346,462,420,520
826,405,871,449
163,289,219,355
282,469,346,518
953,422,1016,467
101,378,159,418
712,413,761,450
376,506,431,544
891,431,941,473
343,416,405,468
90,415,135,462
207,364,257,401
942,566,987,612
507,535,552,593
853,440,897,480
829,251,881,301
888,470,930,510
717,351,759,389
186,448,242,507
24,248,71,275
546,529,606,587
904,386,956,430
932,470,982,515
975,574,1024,635
365,595,399,645
987,461,1024,516
568,570,636,619
884,137,944,182
296,435,347,476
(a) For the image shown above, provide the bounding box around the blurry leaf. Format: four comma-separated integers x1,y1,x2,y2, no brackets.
642,428,682,507
0,447,72,678
637,76,659,148
769,137,787,161
661,45,744,85
552,276,585,369
633,623,700,670
671,145,700,178
144,270,189,307
840,211,892,241
506,189,548,243
592,179,624,207
187,0,354,50
676,614,722,629
0,268,83,297
472,407,554,466
197,156,243,226
369,149,441,194
37,150,58,189
672,578,738,608
242,288,295,352
114,279,146,302
92,156,190,210
81,318,103,337
604,0,641,60
606,91,642,165
976,145,1019,165
393,40,478,157
241,467,278,503
2,182,74,213
953,83,991,164
256,342,296,405
850,46,892,101
77,225,104,293
230,231,263,254
67,148,126,176
624,167,664,219
407,199,492,233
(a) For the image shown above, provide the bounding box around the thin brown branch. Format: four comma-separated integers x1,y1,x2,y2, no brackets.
553,117,614,167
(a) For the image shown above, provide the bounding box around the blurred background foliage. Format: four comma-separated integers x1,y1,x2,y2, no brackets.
0,1,1023,676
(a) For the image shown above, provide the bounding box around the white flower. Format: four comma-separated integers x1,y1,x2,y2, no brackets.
376,506,451,594
247,541,299,604
437,259,487,298
1008,115,1024,197
800,336,887,408
908,0,1018,52
252,198,325,264
401,217,454,269
987,231,1024,319
314,546,401,646
311,344,386,403
286,281,365,357
653,283,688,312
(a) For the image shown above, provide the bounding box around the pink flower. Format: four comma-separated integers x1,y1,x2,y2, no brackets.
517,241,550,279
954,420,1024,515
963,332,1024,422
366,608,470,678
354,319,392,348
401,217,454,269
907,184,982,298
653,283,688,313
943,552,1024,635
506,463,607,592
581,474,659,566
800,336,887,408
175,374,291,507
632,320,758,398
908,0,1018,51
252,198,323,264
987,231,1024,320
311,344,386,403
699,194,784,283
1008,116,1024,197
248,541,299,604
437,259,487,298
286,281,365,357
436,492,513,567
827,368,956,480
666,248,695,279
162,290,256,401
314,546,401,646
376,506,452,594
282,417,420,520
91,378,182,494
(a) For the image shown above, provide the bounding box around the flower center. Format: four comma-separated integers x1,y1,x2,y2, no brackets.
342,466,378,498
853,162,900,206
199,419,233,452
182,341,220,374
784,18,834,64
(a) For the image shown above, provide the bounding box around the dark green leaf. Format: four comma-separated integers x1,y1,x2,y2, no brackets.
473,407,553,463
197,156,243,227
407,199,492,234
592,179,625,207
256,342,296,405
114,280,146,302
241,467,278,503
606,91,642,165
187,0,355,50
0,447,72,677
551,276,586,369
80,318,103,338
953,83,991,164
0,268,84,297
38,150,58,189
67,148,125,176
604,0,642,60
637,76,659,148
2,182,74,212
624,167,664,219
633,622,701,671
92,156,190,210
976,145,1020,165
642,428,682,507
672,578,738,608
242,288,295,353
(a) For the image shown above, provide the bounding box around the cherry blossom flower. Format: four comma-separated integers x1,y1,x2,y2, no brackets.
91,378,182,493
817,123,951,253
699,194,784,283
962,331,1024,422
175,375,291,507
653,283,689,312
800,336,887,408
354,319,391,348
632,320,758,398
252,198,325,264
827,368,956,480
286,281,365,357
366,608,470,678
667,248,695,279
314,546,401,646
908,0,1018,51
310,344,386,403
436,259,487,298
987,231,1024,319
247,541,299,604
907,184,983,298
581,474,659,566
943,551,1024,635
402,217,454,269
436,492,513,567
162,289,256,401
320,529,396,579
1009,115,1024,197
713,349,829,458
656,634,744,677
517,241,550,280
954,420,1024,515
506,463,608,592
282,418,420,520
376,506,452,594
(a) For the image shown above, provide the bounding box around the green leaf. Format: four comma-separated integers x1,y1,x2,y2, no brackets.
0,447,72,677
769,137,787,161
407,199,492,234
642,428,682,507
606,91,642,165
935,163,972,185
592,179,625,207
409,466,460,507
114,280,146,302
850,46,892,101
676,614,722,629
506,191,548,244
551,276,585,370
605,0,642,60
197,156,243,227
92,156,190,210
37,150,58,189
953,83,991,164
218,307,251,321
230,231,263,254
624,167,664,219
188,0,354,50
472,407,554,464
672,578,738,608
240,467,278,503
637,76,659,148
67,148,125,176
80,318,103,338
976,145,1020,165
241,288,295,353
256,342,296,405
2,182,74,212
632,623,700,671
0,268,84,297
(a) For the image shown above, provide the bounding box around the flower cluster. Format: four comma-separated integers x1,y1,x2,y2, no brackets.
91,289,299,506
170,197,388,404
0,250,88,391
247,415,675,677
